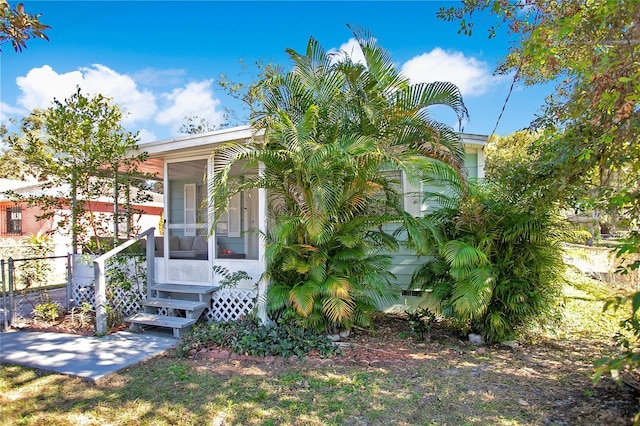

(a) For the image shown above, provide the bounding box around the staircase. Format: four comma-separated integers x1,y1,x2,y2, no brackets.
126,283,219,338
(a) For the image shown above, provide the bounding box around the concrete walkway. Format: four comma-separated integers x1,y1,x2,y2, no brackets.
0,329,177,382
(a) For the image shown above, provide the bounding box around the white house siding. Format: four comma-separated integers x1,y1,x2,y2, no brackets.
380,138,486,312
383,232,428,313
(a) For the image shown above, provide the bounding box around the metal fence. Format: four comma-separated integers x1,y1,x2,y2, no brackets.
0,255,72,331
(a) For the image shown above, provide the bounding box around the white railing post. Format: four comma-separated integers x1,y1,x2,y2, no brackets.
94,258,107,335
146,231,155,298
92,227,155,336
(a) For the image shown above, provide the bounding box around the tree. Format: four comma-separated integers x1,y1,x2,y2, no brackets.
216,59,273,127
0,123,39,180
6,88,150,253
484,130,537,182
439,0,640,409
209,25,468,330
1,0,49,52
438,1,640,229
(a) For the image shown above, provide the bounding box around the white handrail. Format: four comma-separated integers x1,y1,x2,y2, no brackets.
94,227,155,335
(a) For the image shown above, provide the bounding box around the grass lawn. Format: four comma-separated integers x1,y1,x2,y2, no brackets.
1,270,638,425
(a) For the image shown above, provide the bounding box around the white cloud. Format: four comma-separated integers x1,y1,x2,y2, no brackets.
80,65,157,124
137,129,157,143
7,64,228,142
0,101,27,122
155,80,225,135
401,48,501,97
328,37,367,64
15,64,157,125
16,65,84,110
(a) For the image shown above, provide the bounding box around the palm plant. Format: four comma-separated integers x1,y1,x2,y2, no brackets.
412,180,568,342
209,26,468,330
253,25,468,176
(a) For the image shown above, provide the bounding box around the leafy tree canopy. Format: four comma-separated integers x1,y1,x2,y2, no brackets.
440,0,639,246
6,88,150,253
439,1,639,209
1,0,49,52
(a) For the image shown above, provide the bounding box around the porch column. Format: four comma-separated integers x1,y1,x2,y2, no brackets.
256,163,268,323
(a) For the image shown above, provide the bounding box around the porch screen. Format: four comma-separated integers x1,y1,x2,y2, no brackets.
167,159,209,260
215,188,259,261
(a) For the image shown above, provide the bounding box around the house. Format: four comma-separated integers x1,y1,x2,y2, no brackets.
0,180,55,239
116,125,485,334
0,178,163,257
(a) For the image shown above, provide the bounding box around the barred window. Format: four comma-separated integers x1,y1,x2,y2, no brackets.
6,206,22,235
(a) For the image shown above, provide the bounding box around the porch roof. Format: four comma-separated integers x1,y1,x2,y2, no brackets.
134,125,263,178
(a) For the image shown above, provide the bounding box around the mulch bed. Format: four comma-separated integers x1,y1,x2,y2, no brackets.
12,315,127,336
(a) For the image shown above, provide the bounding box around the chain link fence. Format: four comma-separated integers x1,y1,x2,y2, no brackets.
1,254,72,330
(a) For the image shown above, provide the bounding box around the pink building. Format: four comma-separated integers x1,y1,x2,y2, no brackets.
0,178,163,255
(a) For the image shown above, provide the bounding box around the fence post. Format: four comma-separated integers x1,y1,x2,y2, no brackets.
66,253,73,312
1,259,7,330
94,259,107,336
7,257,15,325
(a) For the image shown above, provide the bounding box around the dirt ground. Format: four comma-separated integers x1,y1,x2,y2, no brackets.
191,313,640,425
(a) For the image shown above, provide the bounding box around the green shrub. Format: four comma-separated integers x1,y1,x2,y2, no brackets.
177,316,342,359
406,308,436,340
106,305,124,330
212,265,252,289
32,301,63,323
13,234,55,290
68,302,94,329
411,182,567,343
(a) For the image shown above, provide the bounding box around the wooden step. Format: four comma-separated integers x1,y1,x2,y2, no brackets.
151,283,219,294
126,312,197,338
142,298,206,311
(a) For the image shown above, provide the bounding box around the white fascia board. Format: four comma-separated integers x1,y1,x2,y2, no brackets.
460,133,487,148
136,126,483,157
136,125,264,157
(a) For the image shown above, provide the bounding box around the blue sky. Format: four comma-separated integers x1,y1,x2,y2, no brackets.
2,1,553,143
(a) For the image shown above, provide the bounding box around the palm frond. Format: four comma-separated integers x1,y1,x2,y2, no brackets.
289,281,319,317
322,296,355,324
441,240,488,269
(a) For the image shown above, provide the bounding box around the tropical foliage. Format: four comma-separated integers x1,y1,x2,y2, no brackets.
411,180,568,342
439,0,640,243
177,315,342,359
209,25,468,330
439,1,640,391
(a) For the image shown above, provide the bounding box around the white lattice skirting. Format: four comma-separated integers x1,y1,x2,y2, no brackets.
72,283,257,322
72,284,144,317
206,288,257,321
109,287,145,317
72,284,95,307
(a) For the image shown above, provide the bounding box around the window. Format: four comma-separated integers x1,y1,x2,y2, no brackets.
464,153,479,179
372,169,407,215
6,206,22,235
